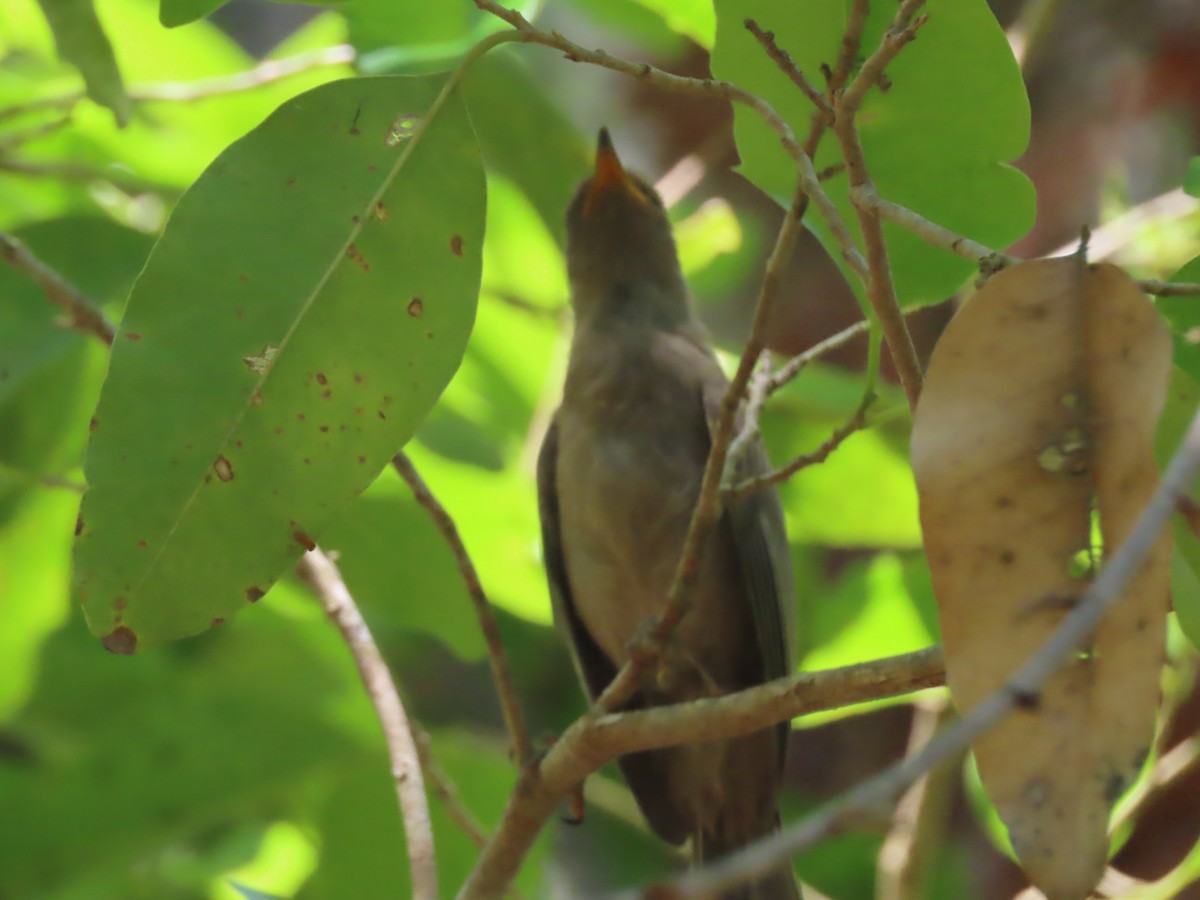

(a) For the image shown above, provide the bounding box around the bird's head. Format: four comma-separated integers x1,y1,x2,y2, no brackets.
565,129,684,315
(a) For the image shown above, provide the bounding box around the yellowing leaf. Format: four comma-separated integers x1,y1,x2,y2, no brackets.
911,259,1172,900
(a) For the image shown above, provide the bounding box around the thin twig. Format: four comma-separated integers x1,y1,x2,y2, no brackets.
0,232,115,345
725,394,873,499
129,45,355,103
412,722,490,849
0,45,356,124
1137,279,1200,298
866,188,1200,296
392,451,534,766
876,697,962,900
486,287,560,318
744,19,833,117
458,647,945,898
766,320,871,396
831,0,929,409
0,115,71,151
0,156,176,195
722,357,773,488
296,548,438,900
1110,735,1200,837
668,405,1200,897
865,188,1014,270
1048,187,1199,262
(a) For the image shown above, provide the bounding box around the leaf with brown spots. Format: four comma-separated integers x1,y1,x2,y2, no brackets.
73,75,484,648
911,259,1172,900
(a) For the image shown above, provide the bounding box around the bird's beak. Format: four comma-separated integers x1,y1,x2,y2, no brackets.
584,128,644,214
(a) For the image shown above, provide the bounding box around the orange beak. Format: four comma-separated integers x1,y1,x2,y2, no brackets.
584,128,643,213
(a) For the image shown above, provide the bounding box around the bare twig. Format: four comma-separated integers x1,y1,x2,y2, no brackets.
1110,735,1200,837
459,647,945,897
0,232,115,345
876,697,962,900
0,156,176,195
668,405,1200,896
1048,187,1199,262
725,393,873,499
129,45,355,103
485,287,560,318
0,45,356,124
866,189,1200,297
392,452,534,766
723,357,773,488
0,115,71,151
1136,279,1200,298
831,0,929,409
766,320,871,396
296,548,438,900
412,723,490,849
864,188,1011,270
744,19,832,117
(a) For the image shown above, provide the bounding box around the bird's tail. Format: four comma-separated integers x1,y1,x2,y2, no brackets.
694,821,801,900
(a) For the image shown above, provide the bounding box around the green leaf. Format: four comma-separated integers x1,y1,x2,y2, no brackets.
628,0,716,48
1158,255,1200,382
1184,157,1200,199
158,0,226,27
35,0,130,124
711,0,1035,306
462,48,590,243
1156,366,1200,651
1158,257,1200,651
74,74,486,650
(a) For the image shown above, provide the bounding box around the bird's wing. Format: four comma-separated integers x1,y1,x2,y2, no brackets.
536,416,617,702
702,381,797,765
536,415,690,845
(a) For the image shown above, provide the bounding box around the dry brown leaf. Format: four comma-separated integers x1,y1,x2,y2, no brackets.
911,258,1172,900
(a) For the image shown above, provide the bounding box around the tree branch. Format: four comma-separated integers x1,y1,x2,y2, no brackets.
0,231,115,345
667,404,1200,897
392,451,534,767
459,646,945,898
296,548,438,900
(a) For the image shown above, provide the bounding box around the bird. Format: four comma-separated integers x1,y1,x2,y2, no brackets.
536,128,800,899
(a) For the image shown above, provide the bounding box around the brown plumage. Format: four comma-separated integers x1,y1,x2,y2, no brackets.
536,129,800,899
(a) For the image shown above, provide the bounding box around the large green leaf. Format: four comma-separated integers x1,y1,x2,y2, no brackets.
74,74,485,650
35,0,130,123
711,0,1035,306
462,49,590,244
